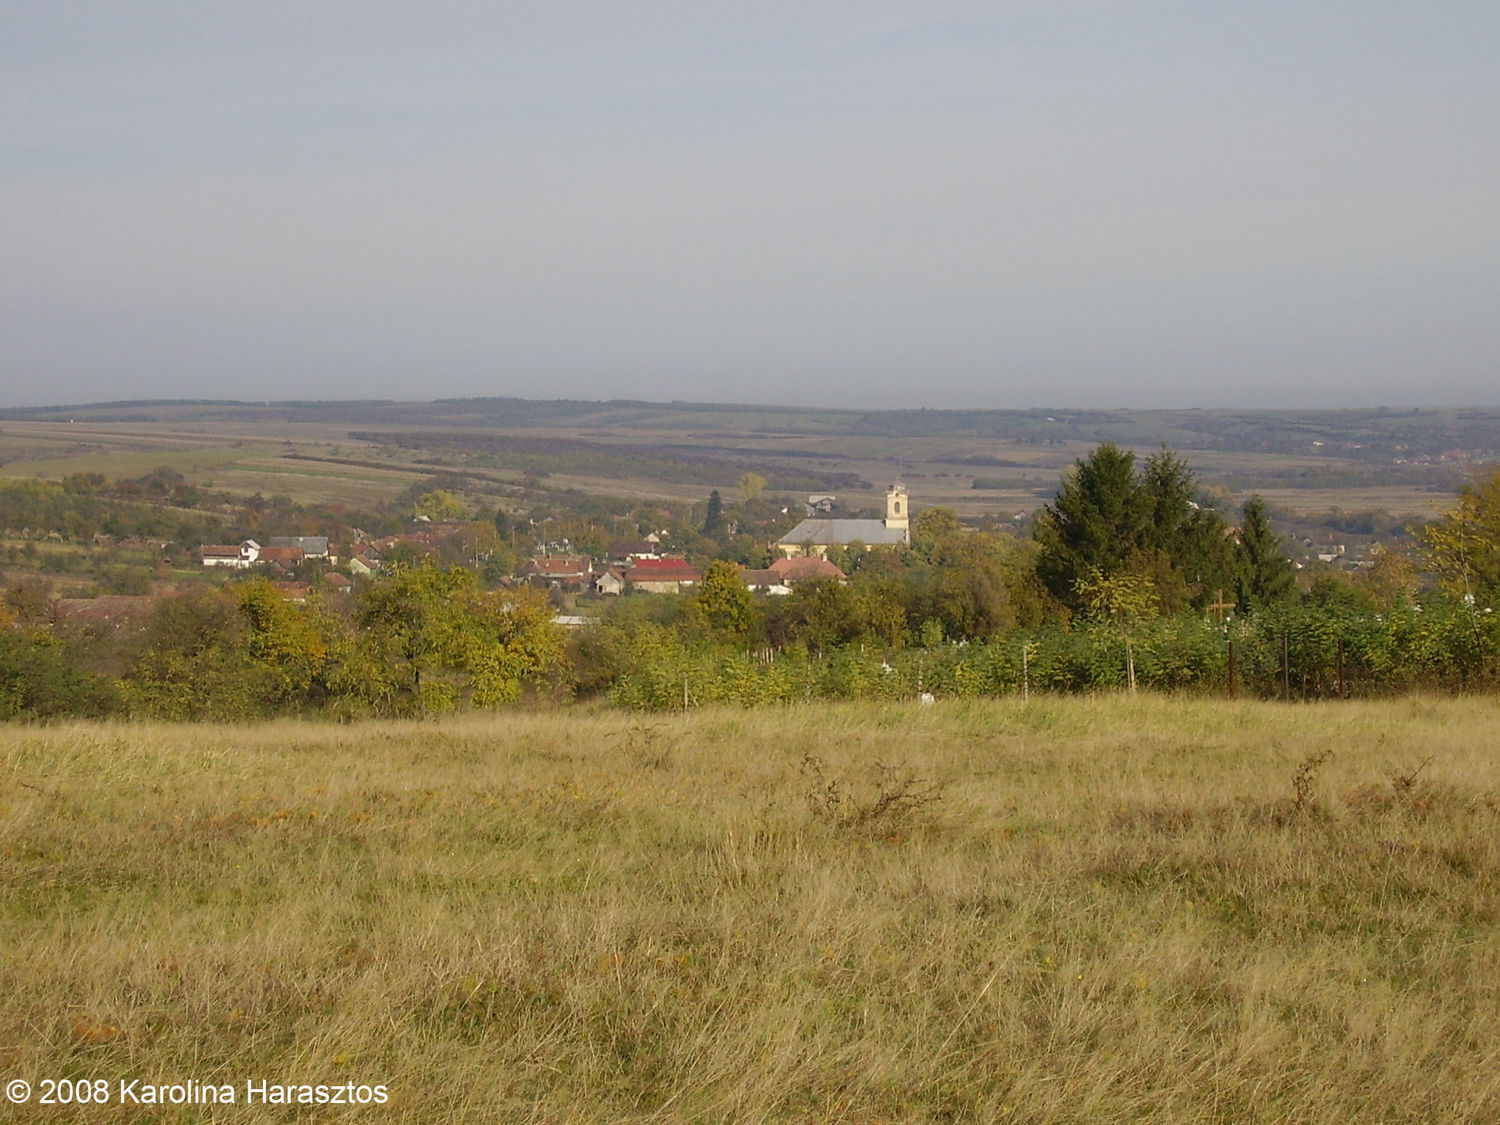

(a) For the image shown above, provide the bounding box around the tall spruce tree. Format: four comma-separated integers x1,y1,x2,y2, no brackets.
703,489,726,536
1036,443,1233,615
1034,443,1147,612
1235,494,1296,610
1140,447,1238,611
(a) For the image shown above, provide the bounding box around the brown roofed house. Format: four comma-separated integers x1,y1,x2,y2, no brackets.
624,557,702,594
769,556,847,585
257,545,305,569
521,555,593,590
592,567,626,596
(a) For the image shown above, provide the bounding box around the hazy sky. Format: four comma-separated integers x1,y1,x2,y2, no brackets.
4,2,1498,410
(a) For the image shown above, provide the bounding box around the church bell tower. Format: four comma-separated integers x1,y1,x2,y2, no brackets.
884,483,910,541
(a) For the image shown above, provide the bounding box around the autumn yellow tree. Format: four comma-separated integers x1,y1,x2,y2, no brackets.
234,578,341,708
1418,465,1500,606
691,560,757,640
414,489,467,521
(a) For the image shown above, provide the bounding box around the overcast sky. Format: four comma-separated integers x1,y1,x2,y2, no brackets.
4,2,1498,410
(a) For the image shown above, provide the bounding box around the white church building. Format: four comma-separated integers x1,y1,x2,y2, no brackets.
776,484,910,558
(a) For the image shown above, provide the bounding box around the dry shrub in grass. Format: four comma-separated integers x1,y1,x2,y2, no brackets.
800,752,943,837
621,721,673,771
1291,747,1335,812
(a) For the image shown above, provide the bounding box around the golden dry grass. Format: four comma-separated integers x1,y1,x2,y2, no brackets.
3,697,1500,1122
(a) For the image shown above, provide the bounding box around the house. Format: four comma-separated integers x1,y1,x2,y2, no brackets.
592,567,626,596
521,555,593,590
349,548,383,577
805,495,836,515
768,556,847,585
268,536,331,561
256,545,305,571
609,539,661,564
624,557,702,594
777,484,910,558
737,557,843,595
738,568,792,596
322,572,353,594
201,540,260,568
271,582,311,603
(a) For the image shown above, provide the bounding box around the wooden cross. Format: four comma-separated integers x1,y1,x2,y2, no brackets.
1207,588,1234,625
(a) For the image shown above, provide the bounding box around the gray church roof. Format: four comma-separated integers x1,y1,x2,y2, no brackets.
777,518,907,547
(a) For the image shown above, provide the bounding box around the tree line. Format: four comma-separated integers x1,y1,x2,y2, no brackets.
2,444,1499,719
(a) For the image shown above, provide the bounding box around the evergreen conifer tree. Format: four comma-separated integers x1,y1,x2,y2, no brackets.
1235,494,1296,610
703,489,726,536
1034,443,1149,613
1036,443,1234,615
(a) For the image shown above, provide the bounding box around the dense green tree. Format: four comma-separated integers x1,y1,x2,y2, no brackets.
1034,443,1150,612
0,629,120,718
702,489,726,536
910,506,964,561
1235,495,1296,611
463,582,567,706
123,588,266,720
341,562,563,714
1357,547,1419,611
1036,443,1234,616
767,579,866,650
921,530,1017,641
1140,448,1238,608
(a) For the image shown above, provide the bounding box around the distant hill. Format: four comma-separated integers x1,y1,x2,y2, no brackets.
4,398,1498,463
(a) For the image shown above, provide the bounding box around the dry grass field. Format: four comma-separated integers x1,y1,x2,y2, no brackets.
4,696,1500,1122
